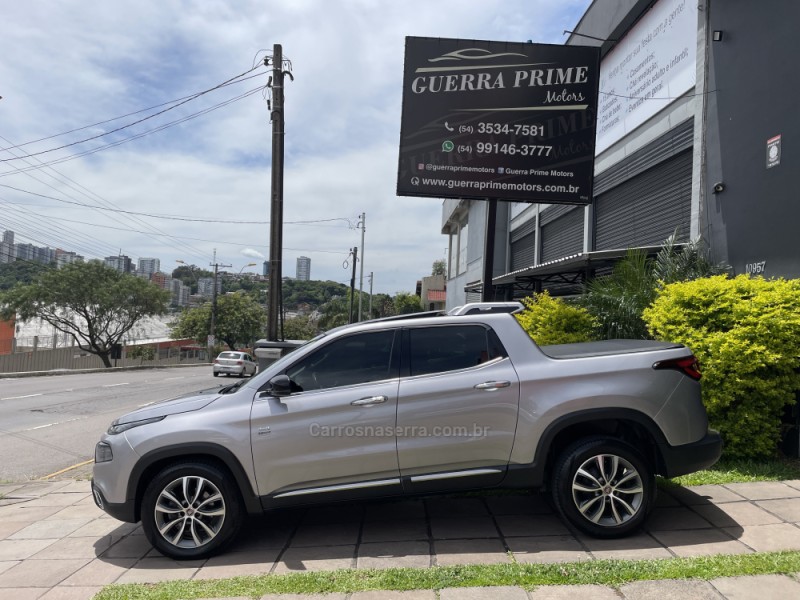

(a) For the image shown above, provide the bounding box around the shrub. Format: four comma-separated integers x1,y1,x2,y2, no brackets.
515,291,597,346
643,275,800,459
128,344,157,364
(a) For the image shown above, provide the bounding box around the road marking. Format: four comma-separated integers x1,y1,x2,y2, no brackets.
39,458,94,480
1,393,43,401
138,401,155,408
27,417,82,431
102,382,130,388
164,377,184,381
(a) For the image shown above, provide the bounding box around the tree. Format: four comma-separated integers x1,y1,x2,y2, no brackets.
0,260,54,291
516,291,597,346
171,292,266,350
283,315,318,340
394,292,422,314
432,259,446,276
0,261,170,367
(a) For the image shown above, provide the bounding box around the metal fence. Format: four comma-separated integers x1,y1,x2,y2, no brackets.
0,336,207,374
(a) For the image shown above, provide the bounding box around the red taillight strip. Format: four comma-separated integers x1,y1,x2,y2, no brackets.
653,355,702,380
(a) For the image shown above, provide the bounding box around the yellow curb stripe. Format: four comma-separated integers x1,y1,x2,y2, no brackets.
39,458,94,480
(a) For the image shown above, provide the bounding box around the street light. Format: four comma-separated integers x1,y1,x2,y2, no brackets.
238,262,257,274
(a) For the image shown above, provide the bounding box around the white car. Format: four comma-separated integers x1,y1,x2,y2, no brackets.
212,351,258,377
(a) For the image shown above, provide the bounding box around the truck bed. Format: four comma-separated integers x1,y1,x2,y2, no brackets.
539,339,684,359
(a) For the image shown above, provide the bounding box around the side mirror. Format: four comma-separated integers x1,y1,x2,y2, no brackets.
268,374,293,397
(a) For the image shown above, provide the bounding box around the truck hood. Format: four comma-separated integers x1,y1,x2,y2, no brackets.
112,388,222,425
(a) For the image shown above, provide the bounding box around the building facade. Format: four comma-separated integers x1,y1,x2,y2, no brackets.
137,258,161,279
296,256,311,281
442,0,799,306
104,255,133,274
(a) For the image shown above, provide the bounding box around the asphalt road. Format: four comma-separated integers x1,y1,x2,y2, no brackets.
0,365,223,482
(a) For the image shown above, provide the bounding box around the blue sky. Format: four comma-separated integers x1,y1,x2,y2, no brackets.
1,0,590,294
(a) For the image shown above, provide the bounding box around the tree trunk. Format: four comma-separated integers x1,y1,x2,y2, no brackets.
99,351,112,368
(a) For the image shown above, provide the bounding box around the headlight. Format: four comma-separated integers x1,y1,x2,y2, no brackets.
95,441,113,463
107,415,166,435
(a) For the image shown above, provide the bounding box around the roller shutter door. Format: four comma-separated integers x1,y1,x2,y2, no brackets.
540,208,584,262
510,218,536,271
594,149,692,250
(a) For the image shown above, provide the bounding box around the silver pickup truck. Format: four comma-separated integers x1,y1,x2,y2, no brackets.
92,302,722,559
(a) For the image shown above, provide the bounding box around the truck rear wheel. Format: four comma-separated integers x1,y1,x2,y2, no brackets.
551,437,654,538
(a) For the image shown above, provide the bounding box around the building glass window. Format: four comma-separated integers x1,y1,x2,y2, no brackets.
457,221,469,275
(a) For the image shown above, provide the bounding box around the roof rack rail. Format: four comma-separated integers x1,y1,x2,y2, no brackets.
448,302,524,316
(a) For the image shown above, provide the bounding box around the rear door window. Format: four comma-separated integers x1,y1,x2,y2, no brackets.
408,325,507,376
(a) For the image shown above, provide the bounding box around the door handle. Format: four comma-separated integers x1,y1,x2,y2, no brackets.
351,395,388,406
474,381,511,391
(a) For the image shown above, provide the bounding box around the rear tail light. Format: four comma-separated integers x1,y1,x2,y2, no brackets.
213,359,219,364
653,355,701,380
236,360,243,365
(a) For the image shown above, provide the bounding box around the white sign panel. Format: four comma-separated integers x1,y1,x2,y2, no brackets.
596,0,697,153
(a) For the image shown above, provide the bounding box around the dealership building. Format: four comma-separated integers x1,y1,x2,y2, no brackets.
441,0,797,306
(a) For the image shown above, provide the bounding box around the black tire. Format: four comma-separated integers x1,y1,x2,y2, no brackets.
140,462,243,559
551,437,654,538
213,372,219,377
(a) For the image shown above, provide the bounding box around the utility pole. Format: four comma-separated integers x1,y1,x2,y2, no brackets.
267,43,286,341
368,271,374,319
357,212,366,321
209,249,231,357
348,246,358,324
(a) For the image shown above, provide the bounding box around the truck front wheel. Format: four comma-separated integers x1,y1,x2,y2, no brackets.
551,437,655,538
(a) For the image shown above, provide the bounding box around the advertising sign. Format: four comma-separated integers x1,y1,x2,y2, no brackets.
397,37,600,205
767,134,781,168
596,0,697,153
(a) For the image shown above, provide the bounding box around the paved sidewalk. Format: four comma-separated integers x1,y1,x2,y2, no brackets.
0,479,799,599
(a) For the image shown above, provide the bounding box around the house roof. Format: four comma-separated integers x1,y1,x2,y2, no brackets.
427,290,447,302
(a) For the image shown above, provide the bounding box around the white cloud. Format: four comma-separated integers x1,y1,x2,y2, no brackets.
0,0,591,294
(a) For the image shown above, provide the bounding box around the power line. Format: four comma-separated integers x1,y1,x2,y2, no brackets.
0,184,354,225
0,66,265,163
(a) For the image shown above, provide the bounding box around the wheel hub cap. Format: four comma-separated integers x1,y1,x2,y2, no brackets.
571,453,644,527
154,475,226,549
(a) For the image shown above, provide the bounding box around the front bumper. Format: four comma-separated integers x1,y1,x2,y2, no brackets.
91,480,137,523
659,429,723,478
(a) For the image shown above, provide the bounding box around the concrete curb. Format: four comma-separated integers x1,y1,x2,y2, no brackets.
0,362,210,379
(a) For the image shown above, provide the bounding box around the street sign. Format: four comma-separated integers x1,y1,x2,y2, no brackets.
397,37,600,205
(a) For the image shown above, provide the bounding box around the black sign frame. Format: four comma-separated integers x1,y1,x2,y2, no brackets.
397,36,600,205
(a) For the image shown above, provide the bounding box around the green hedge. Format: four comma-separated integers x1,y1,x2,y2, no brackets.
643,275,800,459
515,291,597,346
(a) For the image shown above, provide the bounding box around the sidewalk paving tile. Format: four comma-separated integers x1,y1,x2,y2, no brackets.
495,514,570,537
193,548,279,580
678,484,746,504
711,573,800,599
67,518,137,539
426,497,489,518
0,560,20,575
350,591,435,600
22,494,83,508
363,500,425,522
51,482,91,494
725,523,800,552
0,539,57,561
114,556,204,584
9,518,93,540
430,516,499,539
360,518,429,542
784,480,800,491
99,533,153,559
0,483,25,496
0,558,91,588
691,500,783,527
577,532,672,560
290,522,360,547
649,528,751,557
506,535,589,564
272,544,355,574
45,503,105,521
302,503,364,525
357,540,430,569
39,586,103,600
260,595,347,600
485,494,551,515
31,535,112,559
0,520,37,540
0,505,64,522
434,538,511,566
440,586,528,600
620,578,720,599
60,558,137,586
529,584,620,599
0,588,48,600
756,497,800,522
724,482,800,500
644,506,713,531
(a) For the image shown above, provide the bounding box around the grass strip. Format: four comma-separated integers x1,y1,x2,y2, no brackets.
94,550,800,600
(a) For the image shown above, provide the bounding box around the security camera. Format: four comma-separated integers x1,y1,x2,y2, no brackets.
712,182,725,194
